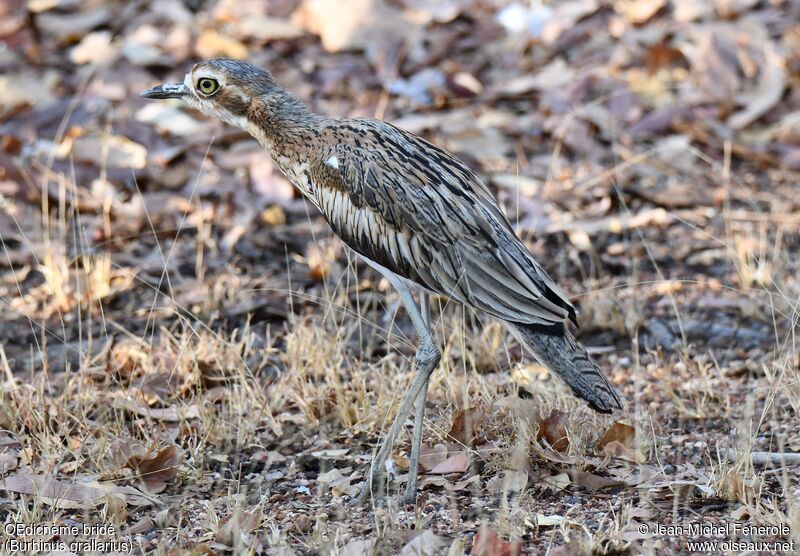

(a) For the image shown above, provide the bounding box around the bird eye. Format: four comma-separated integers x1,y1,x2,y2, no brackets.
197,78,219,96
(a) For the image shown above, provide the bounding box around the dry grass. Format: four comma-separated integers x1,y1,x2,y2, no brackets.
2,99,799,556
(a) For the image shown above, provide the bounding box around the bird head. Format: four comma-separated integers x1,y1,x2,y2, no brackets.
140,58,285,131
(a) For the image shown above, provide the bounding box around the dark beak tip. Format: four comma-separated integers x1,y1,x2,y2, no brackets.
140,83,188,100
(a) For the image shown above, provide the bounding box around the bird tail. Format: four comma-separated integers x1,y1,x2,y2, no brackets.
509,323,622,413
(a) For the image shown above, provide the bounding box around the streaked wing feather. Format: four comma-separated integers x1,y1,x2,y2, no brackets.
308,121,576,326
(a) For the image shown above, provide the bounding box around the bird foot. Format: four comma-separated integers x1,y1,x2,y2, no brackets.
401,487,417,506
351,470,387,507
350,476,417,507
351,474,420,507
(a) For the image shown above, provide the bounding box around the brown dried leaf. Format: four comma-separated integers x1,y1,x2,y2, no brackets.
112,396,200,422
537,409,569,453
104,493,128,525
729,44,787,130
292,0,417,57
115,443,181,494
0,448,18,473
0,71,58,118
418,443,449,472
340,538,378,556
428,452,470,475
447,408,487,446
715,0,759,18
70,31,117,66
196,30,248,59
71,135,148,169
471,525,522,556
541,0,599,44
725,468,753,503
597,421,635,450
546,541,582,556
236,17,304,42
0,472,107,509
567,469,623,492
524,513,569,528
615,0,666,24
486,470,528,495
539,471,571,492
126,516,156,535
400,530,446,556
36,6,112,42
216,509,261,547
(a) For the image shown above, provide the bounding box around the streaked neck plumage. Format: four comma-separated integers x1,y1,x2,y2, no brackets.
241,87,323,177
235,86,325,197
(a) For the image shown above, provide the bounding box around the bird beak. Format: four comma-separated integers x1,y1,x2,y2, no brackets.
140,82,190,100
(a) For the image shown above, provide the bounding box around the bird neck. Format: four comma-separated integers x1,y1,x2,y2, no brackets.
245,89,322,166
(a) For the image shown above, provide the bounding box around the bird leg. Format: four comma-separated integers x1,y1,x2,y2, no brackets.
403,293,431,504
355,279,439,506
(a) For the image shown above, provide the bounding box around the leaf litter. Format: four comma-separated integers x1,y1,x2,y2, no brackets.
0,0,798,553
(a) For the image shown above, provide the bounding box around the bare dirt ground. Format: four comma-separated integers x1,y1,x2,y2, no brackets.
1,0,799,554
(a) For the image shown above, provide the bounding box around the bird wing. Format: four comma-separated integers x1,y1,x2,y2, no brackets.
308,121,577,326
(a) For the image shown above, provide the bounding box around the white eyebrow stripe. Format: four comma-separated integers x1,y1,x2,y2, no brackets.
326,156,339,169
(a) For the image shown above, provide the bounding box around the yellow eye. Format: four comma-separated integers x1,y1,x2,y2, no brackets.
197,78,219,95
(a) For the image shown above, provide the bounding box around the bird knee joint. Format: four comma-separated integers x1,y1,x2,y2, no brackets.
416,342,440,369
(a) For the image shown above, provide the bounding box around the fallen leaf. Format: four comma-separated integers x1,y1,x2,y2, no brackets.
730,505,750,520
136,103,206,136
626,176,713,208
105,493,128,525
537,409,569,453
427,452,470,475
403,0,467,24
0,448,18,473
541,0,599,44
628,506,656,520
418,473,479,492
486,470,528,495
311,448,349,459
112,396,200,422
597,422,635,451
122,25,173,66
35,6,112,42
567,469,623,492
216,509,260,547
524,513,567,528
1,473,106,509
400,530,446,556
126,516,156,535
0,71,59,118
196,30,248,59
70,31,117,65
340,538,378,556
715,0,759,18
236,17,304,42
615,0,666,24
729,44,787,129
71,136,148,169
725,468,753,503
292,0,418,62
114,442,181,494
471,525,522,556
546,541,583,556
673,0,715,21
418,443,449,472
539,471,571,492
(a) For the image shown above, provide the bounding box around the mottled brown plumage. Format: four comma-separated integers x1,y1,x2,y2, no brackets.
142,58,622,505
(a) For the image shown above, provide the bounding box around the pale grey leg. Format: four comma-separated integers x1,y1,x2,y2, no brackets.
355,266,440,506
403,293,430,504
